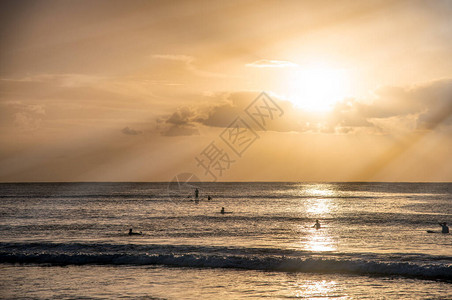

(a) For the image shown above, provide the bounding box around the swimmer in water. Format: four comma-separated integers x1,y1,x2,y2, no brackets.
313,220,321,230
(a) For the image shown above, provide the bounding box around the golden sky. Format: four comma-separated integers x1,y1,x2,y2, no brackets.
1,0,451,182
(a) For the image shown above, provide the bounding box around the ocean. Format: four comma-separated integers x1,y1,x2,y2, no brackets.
0,182,451,299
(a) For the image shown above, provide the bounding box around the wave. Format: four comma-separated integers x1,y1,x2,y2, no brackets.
1,242,450,281
1,253,450,281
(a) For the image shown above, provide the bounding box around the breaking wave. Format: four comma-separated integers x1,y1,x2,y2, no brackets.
1,242,450,281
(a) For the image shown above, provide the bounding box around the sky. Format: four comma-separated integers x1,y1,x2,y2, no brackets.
0,0,451,182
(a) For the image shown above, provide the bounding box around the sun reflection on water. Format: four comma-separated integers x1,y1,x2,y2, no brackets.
307,198,331,214
304,185,335,197
302,185,337,216
292,279,340,299
301,184,337,215
296,184,338,252
306,231,336,252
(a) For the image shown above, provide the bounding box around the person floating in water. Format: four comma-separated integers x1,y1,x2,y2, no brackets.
313,220,321,230
220,207,225,214
128,228,142,236
439,222,449,233
207,195,212,201
195,188,199,199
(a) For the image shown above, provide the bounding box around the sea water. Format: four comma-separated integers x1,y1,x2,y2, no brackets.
0,182,451,299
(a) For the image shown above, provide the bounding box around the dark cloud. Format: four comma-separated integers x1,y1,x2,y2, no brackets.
159,107,201,136
166,107,198,125
201,92,251,128
172,92,307,132
121,127,142,135
161,124,199,137
157,91,341,135
417,101,452,130
199,92,311,132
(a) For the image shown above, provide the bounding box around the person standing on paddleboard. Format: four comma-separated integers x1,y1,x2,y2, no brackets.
439,222,449,233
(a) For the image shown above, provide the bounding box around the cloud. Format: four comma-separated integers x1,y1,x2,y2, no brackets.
245,59,298,68
157,79,452,136
158,107,201,136
201,92,312,132
161,124,199,137
0,73,169,135
332,78,452,132
200,92,251,128
157,92,311,135
166,107,199,125
121,127,142,135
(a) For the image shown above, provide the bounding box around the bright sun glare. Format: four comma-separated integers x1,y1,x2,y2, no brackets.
285,65,351,112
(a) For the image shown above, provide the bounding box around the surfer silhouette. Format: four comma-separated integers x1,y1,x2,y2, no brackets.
313,220,321,230
128,228,142,236
439,222,449,233
195,188,199,199
220,207,225,214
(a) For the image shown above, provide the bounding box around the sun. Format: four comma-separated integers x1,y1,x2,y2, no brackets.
284,65,351,112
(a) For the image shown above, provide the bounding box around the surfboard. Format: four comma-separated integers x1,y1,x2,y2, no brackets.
128,232,143,236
